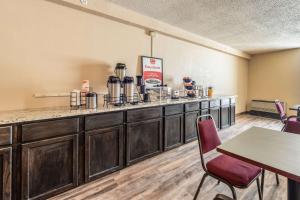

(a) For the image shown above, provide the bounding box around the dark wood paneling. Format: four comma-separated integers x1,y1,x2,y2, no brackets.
85,126,123,182
127,107,162,123
220,106,230,129
85,112,123,131
200,109,209,120
184,102,200,112
164,114,183,151
126,118,162,165
0,127,12,146
200,101,209,110
164,104,183,116
230,105,236,125
21,135,78,200
0,147,11,200
209,107,220,129
184,111,199,143
22,118,79,142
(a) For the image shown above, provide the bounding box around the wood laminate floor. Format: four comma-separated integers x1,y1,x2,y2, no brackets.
51,114,287,200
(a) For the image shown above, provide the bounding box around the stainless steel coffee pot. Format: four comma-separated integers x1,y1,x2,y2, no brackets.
114,63,127,81
123,76,135,103
107,76,121,104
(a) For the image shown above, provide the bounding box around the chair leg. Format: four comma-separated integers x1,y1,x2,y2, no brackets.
256,178,263,200
228,185,237,200
217,180,220,185
275,173,280,185
261,169,265,196
193,173,208,200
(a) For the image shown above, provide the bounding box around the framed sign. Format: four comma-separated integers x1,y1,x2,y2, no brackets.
141,56,163,88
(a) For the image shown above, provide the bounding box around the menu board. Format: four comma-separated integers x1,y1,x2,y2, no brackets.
142,56,163,88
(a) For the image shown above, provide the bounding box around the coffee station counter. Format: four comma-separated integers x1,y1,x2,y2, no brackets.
0,94,237,200
0,95,236,125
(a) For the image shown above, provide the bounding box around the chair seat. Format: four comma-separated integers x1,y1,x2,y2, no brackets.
206,154,261,187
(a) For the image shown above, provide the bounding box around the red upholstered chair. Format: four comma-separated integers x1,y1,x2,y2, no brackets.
194,115,263,200
275,100,297,128
283,116,300,134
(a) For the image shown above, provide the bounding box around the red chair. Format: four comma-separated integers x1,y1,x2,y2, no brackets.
283,116,300,134
275,100,297,129
194,115,263,200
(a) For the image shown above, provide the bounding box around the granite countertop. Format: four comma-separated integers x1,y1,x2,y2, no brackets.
0,95,236,125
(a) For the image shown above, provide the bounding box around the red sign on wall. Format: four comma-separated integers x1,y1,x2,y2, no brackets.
142,56,163,88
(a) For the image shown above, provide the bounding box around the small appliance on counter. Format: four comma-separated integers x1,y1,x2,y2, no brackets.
106,76,122,106
123,76,139,104
86,92,98,109
114,63,127,81
104,64,144,107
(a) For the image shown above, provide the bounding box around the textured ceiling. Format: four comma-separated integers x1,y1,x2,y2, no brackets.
108,0,300,54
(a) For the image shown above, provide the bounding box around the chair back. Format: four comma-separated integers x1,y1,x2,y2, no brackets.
283,120,300,135
196,115,221,154
275,100,286,122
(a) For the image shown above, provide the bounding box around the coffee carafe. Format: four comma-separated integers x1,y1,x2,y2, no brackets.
114,63,127,81
107,76,122,105
123,76,135,104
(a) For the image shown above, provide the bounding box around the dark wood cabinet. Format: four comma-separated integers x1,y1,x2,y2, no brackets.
164,114,183,151
220,106,230,129
21,135,78,200
184,111,199,143
126,118,162,166
85,126,123,182
200,109,209,120
209,107,220,129
230,105,236,125
0,147,11,200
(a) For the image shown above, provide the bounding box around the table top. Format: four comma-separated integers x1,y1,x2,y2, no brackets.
289,105,300,111
217,127,300,182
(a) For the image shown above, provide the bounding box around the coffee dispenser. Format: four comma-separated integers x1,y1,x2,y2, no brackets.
107,76,122,105
123,76,135,104
114,63,127,81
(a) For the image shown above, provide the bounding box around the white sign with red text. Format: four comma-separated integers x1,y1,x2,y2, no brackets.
142,57,163,88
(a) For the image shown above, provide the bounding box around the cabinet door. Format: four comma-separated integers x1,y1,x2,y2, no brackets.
85,126,123,182
22,135,78,200
220,106,230,129
184,111,199,143
164,114,183,151
230,105,236,125
209,108,220,129
200,109,209,120
126,118,162,166
0,147,11,200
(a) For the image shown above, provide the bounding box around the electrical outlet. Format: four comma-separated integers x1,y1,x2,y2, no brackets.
80,0,88,5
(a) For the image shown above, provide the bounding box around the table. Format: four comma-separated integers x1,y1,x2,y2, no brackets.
217,127,300,200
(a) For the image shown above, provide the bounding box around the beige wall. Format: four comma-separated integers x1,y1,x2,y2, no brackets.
248,48,300,114
0,0,249,113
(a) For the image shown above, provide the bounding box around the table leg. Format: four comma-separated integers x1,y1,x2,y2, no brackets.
288,179,300,200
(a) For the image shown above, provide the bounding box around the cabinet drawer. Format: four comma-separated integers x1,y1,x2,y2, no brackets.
164,104,183,116
221,98,230,106
230,97,236,105
85,112,123,131
184,102,200,112
22,118,79,142
209,99,220,108
200,101,209,110
0,126,12,146
127,107,162,123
